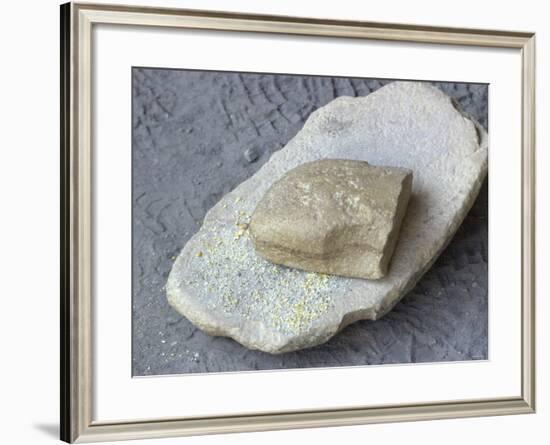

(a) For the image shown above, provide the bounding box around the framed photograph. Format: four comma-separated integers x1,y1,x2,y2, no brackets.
60,2,535,442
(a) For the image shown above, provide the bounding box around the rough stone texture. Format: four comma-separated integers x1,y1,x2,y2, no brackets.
166,81,487,354
132,68,488,374
250,159,413,279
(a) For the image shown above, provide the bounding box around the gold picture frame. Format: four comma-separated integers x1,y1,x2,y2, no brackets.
60,2,536,442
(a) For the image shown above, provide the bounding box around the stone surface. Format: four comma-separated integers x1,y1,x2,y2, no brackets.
165,81,488,354
250,159,413,279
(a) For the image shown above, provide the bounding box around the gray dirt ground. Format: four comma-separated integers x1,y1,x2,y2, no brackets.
132,69,488,376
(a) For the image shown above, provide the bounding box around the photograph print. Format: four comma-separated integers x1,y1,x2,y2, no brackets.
131,68,488,376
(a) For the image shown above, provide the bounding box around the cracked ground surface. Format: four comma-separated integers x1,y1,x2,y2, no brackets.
132,68,488,375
